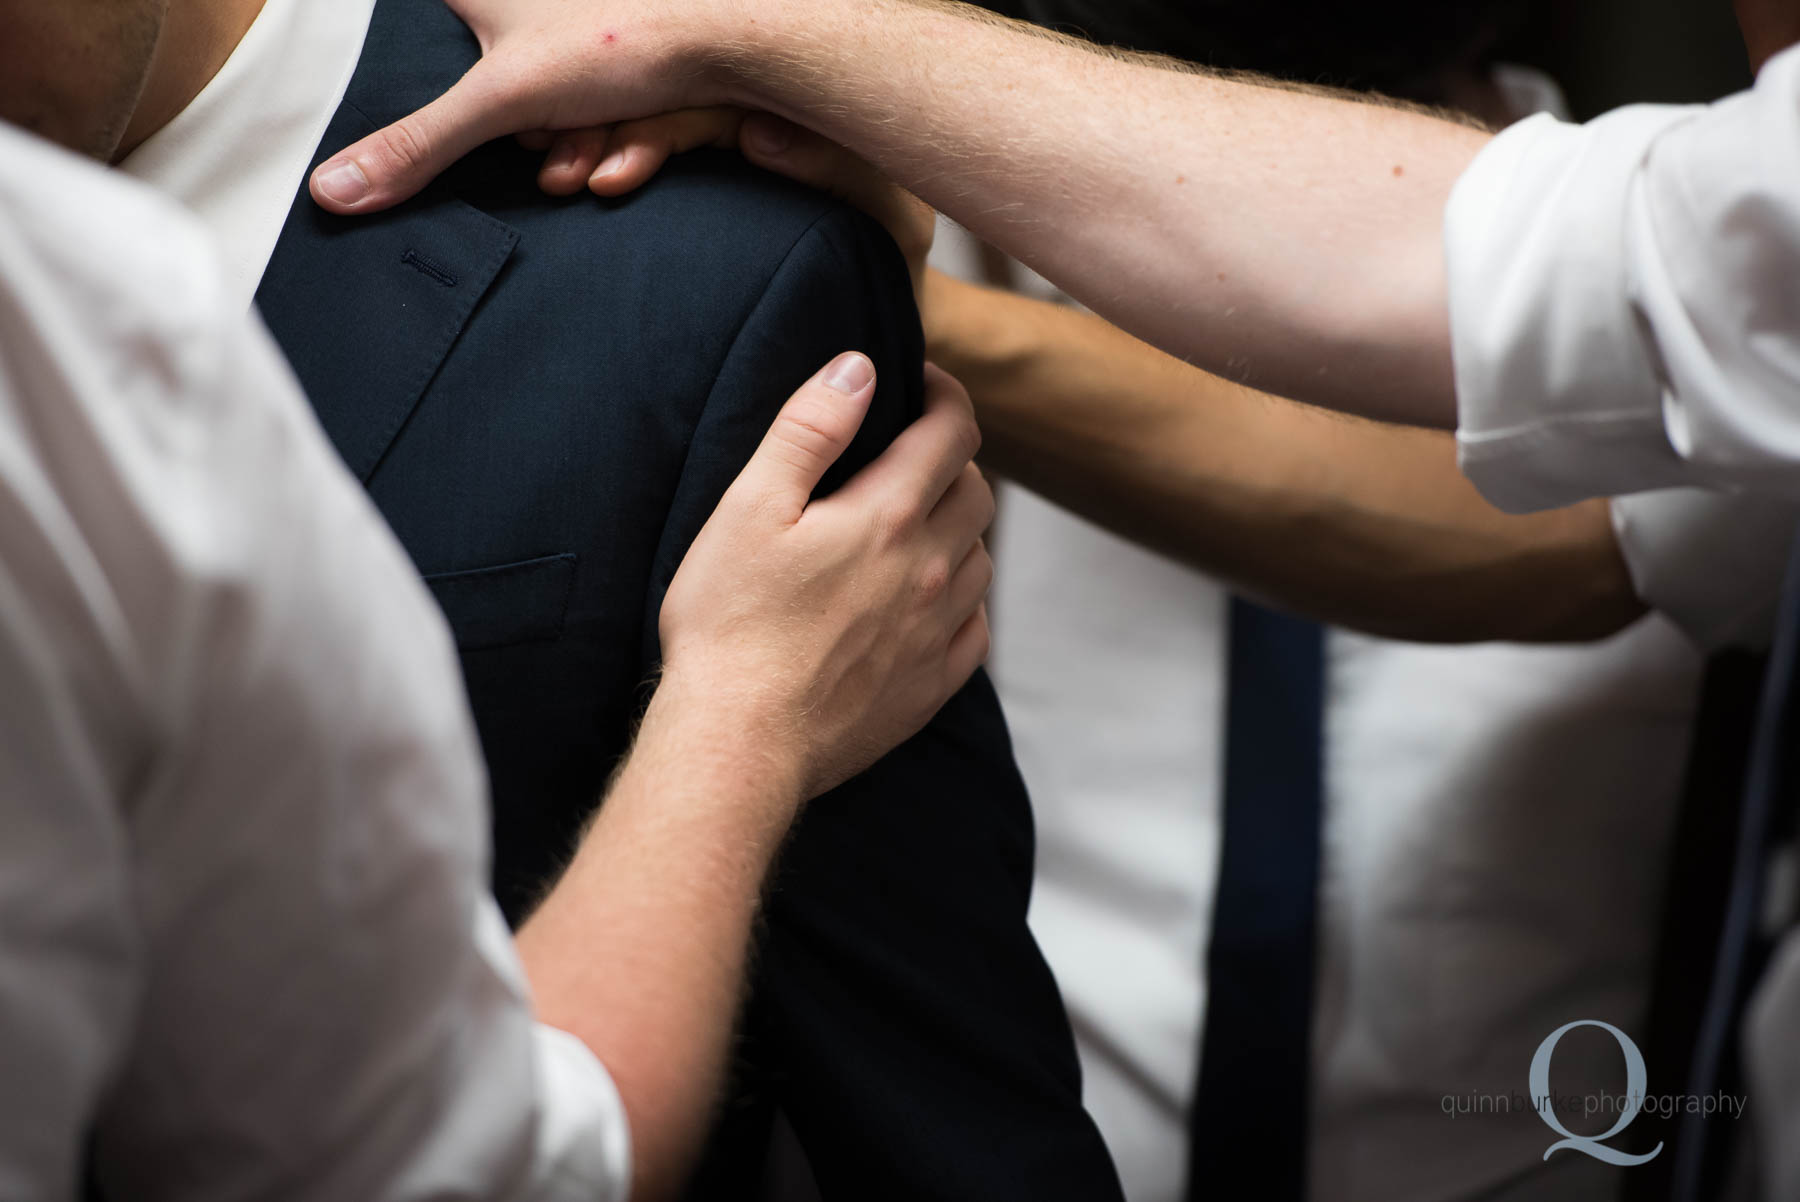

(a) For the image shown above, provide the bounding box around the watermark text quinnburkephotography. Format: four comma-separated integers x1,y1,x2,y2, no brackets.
1439,1090,1746,1121
1439,1020,1746,1168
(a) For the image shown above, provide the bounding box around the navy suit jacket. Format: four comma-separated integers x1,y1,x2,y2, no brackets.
254,1,1122,1198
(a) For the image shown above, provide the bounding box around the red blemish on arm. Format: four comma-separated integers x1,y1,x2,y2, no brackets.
1176,174,1187,185
603,31,618,44
1392,164,1405,177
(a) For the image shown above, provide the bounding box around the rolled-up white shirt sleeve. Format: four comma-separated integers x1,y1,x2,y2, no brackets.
466,901,634,1202
1449,45,1800,512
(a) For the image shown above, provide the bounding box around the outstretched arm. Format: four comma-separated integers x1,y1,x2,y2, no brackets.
511,112,1644,644
308,0,1488,428
310,1,1800,506
704,3,1488,429
926,270,1644,643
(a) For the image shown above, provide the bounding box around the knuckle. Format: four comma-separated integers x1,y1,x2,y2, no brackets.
933,366,973,407
929,406,979,465
915,556,953,605
958,414,983,462
970,618,993,666
965,464,996,524
376,119,436,174
774,400,846,459
971,545,996,593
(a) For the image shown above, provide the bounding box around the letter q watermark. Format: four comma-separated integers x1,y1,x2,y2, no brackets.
1530,1020,1662,1166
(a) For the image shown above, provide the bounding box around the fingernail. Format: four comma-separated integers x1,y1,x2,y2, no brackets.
823,352,874,394
590,150,628,180
547,143,579,172
315,159,369,206
745,116,793,156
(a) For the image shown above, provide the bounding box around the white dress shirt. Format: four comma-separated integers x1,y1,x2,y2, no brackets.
0,121,630,1202
118,0,376,306
989,486,1699,1202
1443,44,1800,1198
939,59,1781,1200
1450,44,1800,511
1447,46,1800,1197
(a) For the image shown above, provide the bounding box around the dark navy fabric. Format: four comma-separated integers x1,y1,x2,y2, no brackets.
253,2,1122,1198
1669,537,1800,1202
1629,650,1764,1195
1188,599,1325,1201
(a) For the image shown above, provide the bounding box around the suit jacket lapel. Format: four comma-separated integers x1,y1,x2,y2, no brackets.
254,100,519,482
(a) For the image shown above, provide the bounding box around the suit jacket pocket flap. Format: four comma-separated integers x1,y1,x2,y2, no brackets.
424,554,576,652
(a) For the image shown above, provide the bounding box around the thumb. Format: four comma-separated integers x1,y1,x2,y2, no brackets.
734,352,877,518
311,62,523,214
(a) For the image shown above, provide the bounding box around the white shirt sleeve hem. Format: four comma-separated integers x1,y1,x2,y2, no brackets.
531,1024,634,1202
1447,106,1702,512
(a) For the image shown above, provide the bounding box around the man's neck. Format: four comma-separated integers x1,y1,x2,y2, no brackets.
114,0,266,161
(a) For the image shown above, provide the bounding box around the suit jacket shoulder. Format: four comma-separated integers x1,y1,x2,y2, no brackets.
257,0,924,913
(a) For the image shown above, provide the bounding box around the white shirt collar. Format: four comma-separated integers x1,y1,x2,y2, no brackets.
120,0,378,308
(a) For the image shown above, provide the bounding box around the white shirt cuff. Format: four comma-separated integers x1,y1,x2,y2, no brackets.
468,900,633,1202
530,1023,633,1202
1448,106,1700,513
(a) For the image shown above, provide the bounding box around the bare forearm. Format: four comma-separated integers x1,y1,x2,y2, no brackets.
930,274,1643,642
715,0,1490,426
321,0,1487,421
515,676,801,1202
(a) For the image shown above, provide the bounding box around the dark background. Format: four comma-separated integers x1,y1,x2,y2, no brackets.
1509,0,1750,115
984,0,1754,114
